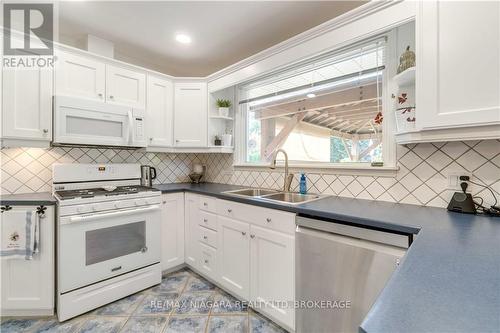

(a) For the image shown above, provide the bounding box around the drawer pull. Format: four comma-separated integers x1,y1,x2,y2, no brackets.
241,231,246,236
266,218,272,223
204,218,208,223
203,235,208,240
250,234,255,239
203,202,208,206
227,209,232,213
204,259,209,264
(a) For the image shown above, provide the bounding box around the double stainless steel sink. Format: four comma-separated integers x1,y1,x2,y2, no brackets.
222,188,326,205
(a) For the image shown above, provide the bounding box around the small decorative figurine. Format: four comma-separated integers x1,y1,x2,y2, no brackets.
397,46,416,74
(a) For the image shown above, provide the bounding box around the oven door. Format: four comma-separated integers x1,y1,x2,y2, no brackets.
54,96,136,147
59,205,161,293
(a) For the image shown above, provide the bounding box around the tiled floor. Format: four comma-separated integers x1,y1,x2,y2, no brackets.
0,268,288,333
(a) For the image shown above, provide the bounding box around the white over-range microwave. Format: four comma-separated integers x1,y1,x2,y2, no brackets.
54,96,147,148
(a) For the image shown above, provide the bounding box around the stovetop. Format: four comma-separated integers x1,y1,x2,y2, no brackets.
55,185,159,200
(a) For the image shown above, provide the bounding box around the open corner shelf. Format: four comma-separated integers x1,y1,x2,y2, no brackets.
393,67,416,87
210,115,234,121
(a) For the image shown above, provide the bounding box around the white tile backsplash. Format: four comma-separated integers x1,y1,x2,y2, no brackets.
1,139,499,209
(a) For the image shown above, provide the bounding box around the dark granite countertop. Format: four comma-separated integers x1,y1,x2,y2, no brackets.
155,182,500,333
0,192,56,205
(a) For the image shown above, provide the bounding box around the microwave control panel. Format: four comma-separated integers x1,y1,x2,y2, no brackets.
135,117,144,140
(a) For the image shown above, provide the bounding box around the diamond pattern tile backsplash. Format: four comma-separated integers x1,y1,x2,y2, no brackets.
1,139,499,209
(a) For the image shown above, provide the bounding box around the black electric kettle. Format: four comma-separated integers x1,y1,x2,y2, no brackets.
140,165,157,187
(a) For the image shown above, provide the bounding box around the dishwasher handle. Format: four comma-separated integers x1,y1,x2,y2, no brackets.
296,216,410,249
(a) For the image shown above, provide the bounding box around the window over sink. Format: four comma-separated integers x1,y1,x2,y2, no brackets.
236,35,397,170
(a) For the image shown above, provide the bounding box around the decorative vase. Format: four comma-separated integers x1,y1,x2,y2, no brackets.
397,46,416,74
222,134,232,147
218,107,229,117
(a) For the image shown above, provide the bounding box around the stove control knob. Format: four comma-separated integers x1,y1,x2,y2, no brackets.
135,199,145,206
114,202,121,209
76,207,83,213
92,206,97,212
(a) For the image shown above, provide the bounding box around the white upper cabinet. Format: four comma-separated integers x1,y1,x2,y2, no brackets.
2,51,53,147
173,82,208,147
417,1,500,130
147,75,174,147
55,51,146,109
161,193,185,271
106,65,146,109
56,51,105,101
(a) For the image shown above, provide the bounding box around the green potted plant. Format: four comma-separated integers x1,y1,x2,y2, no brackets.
216,99,232,117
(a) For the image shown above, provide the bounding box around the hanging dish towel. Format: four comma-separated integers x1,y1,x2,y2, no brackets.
1,210,39,260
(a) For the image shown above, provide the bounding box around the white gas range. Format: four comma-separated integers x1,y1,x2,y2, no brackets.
52,163,162,321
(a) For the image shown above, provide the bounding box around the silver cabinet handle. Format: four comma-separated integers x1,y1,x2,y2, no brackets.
203,218,208,223
204,259,209,264
250,235,255,239
203,202,208,206
162,201,166,204
109,95,114,99
42,129,48,134
227,209,232,213
266,218,272,223
241,231,246,236
98,93,103,97
203,235,208,240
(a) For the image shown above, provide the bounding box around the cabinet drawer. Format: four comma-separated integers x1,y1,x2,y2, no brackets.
199,211,217,231
199,196,216,213
198,225,217,248
217,199,295,235
199,242,217,278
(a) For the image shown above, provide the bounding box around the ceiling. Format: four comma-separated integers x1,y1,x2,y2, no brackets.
58,1,366,77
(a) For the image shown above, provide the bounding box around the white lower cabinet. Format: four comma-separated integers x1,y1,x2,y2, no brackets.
184,193,200,267
161,193,185,271
0,206,54,316
183,194,295,331
250,225,295,329
217,216,251,300
199,242,217,280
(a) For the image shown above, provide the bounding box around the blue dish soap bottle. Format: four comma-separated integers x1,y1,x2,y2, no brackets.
299,172,307,194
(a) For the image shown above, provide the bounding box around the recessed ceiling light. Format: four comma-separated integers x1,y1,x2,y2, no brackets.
175,33,191,44
307,93,316,98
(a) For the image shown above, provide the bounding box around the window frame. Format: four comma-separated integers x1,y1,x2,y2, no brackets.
233,31,398,176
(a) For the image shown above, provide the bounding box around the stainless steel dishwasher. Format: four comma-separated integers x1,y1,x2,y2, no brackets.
296,216,410,333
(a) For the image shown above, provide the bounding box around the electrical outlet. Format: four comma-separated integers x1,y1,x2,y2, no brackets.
446,172,472,190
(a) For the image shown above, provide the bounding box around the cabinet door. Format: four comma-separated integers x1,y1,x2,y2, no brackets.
1,207,54,313
250,225,294,330
106,65,146,109
417,1,500,130
2,55,52,143
161,193,185,271
55,51,105,101
147,75,173,147
217,216,250,300
184,193,200,267
173,82,208,147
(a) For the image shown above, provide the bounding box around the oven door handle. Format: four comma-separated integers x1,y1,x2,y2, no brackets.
66,205,160,224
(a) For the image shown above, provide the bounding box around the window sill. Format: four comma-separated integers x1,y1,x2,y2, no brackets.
232,163,399,177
